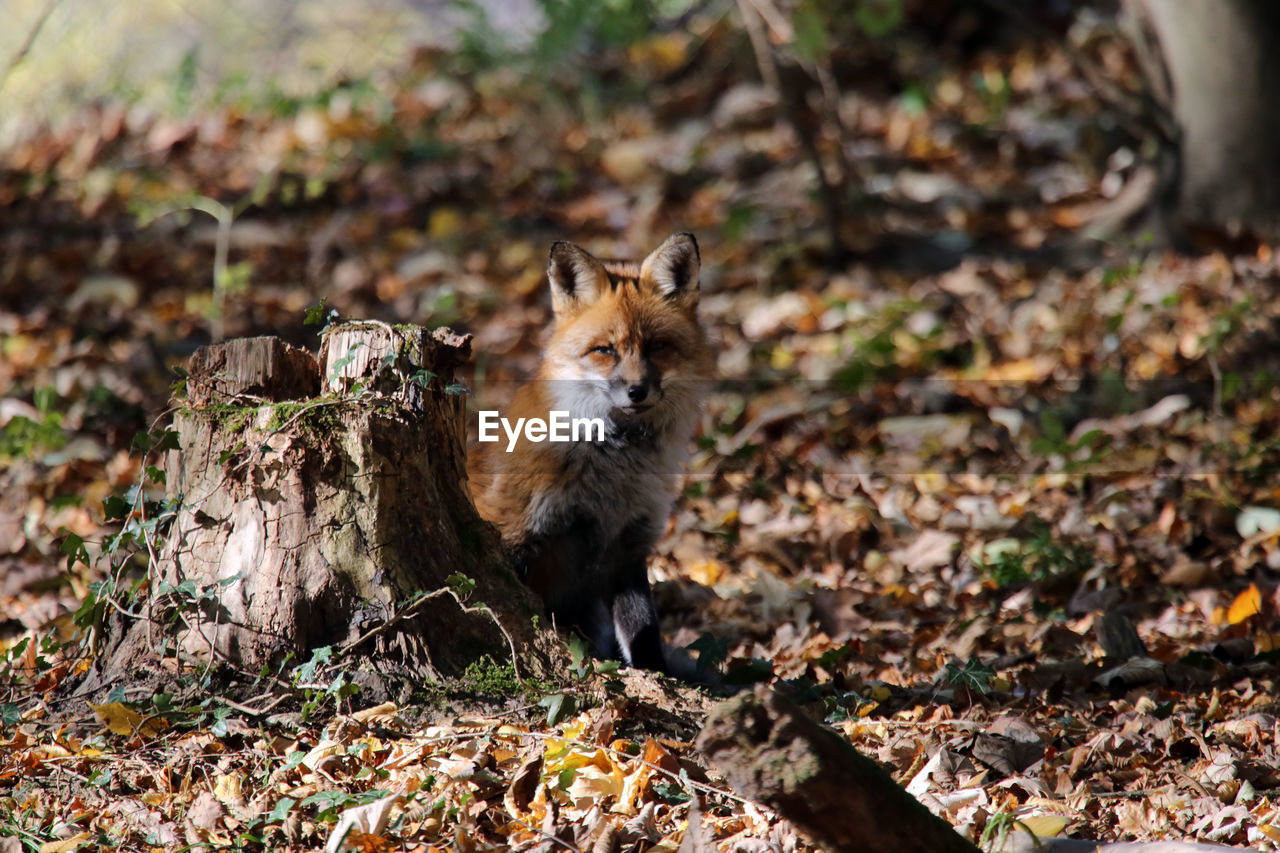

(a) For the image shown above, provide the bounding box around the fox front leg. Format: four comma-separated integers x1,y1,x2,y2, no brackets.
611,559,666,672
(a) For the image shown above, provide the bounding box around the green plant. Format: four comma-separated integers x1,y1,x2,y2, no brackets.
460,657,521,696
976,517,1092,597
1029,409,1113,472
684,632,728,678
980,809,1019,852
290,646,359,721
304,297,340,330
944,656,994,697
130,193,256,341
0,387,67,459
723,657,774,685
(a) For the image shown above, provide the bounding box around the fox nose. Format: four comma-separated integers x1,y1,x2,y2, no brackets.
627,384,648,404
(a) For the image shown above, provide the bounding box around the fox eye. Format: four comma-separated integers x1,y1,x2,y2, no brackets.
646,340,670,354
589,344,616,357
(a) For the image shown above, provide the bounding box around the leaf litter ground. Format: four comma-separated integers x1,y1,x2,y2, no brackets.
4,5,1280,851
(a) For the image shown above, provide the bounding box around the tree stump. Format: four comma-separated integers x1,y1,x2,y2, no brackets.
88,323,556,700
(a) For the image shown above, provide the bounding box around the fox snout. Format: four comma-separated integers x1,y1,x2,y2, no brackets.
614,359,662,408
619,377,660,408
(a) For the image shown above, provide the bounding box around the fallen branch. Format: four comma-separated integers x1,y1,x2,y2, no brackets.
697,688,981,853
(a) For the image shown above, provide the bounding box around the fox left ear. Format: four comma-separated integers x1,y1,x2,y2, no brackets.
548,241,609,316
640,233,700,302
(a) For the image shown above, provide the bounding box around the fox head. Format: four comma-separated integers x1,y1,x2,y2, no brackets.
539,232,710,433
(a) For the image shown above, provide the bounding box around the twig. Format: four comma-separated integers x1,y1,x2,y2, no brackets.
216,694,290,717
0,0,61,93
736,0,780,92
337,585,523,684
186,197,233,343
338,588,454,654
735,0,848,264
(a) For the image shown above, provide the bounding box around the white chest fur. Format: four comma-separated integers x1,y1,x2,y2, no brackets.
525,423,689,540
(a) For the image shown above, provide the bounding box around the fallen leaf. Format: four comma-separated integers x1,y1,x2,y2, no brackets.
89,702,163,738
37,834,90,853
1227,584,1262,625
324,793,401,853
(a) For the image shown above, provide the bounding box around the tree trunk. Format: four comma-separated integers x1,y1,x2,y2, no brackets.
1129,0,1280,240
85,324,557,701
697,689,982,853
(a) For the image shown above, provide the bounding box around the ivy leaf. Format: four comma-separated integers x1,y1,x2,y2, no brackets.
538,692,576,726
267,796,296,824
723,657,774,685
304,298,332,327
445,573,476,597
685,632,729,675
103,495,131,521
60,531,89,570
945,657,995,695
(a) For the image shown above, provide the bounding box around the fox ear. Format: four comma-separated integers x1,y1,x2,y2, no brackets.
548,241,608,316
640,233,700,301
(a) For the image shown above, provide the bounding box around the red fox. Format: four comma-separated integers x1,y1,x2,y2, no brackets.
467,233,711,673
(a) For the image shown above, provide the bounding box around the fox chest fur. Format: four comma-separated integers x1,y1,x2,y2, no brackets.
467,233,709,672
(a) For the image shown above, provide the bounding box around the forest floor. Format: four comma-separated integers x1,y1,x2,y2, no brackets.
4,3,1280,851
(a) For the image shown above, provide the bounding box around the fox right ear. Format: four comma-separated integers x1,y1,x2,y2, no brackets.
548,241,608,316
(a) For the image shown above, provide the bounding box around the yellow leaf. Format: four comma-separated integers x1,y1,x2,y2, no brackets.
214,773,243,805
1228,583,1263,625
567,763,624,808
686,559,725,587
427,207,463,240
913,471,946,495
90,702,157,737
984,357,1053,383
615,763,650,816
33,744,72,760
301,739,343,772
1257,823,1280,843
38,832,91,853
351,702,399,723
542,714,594,774
628,33,690,74
1018,815,1069,838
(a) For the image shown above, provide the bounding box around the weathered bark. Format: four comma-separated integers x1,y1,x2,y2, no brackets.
88,323,557,699
697,688,981,853
1128,0,1280,240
